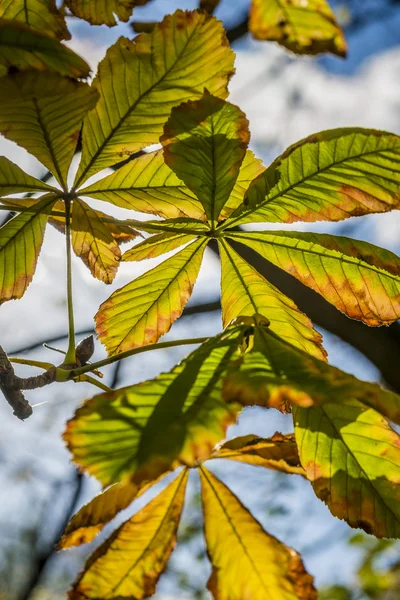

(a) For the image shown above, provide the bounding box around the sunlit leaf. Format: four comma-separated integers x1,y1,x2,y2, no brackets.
95,238,207,355
210,432,305,476
72,199,121,284
219,240,325,359
80,149,206,220
200,467,316,599
69,469,188,600
0,18,89,77
0,156,57,197
162,93,249,222
0,72,98,187
219,149,265,220
294,402,400,538
227,129,400,227
64,327,245,487
0,0,70,40
123,232,198,262
0,194,55,303
66,0,151,27
249,0,347,57
75,9,235,186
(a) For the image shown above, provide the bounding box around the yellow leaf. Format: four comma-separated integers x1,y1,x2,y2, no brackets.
65,0,151,26
219,149,265,220
122,232,197,262
0,0,70,40
0,156,57,197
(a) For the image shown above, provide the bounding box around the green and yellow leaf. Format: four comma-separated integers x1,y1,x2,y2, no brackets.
219,240,325,359
0,194,55,303
69,469,188,600
219,149,265,220
0,72,98,187
249,0,347,57
66,0,151,27
74,10,235,186
0,156,57,197
294,402,400,538
200,467,316,600
72,199,121,284
95,238,207,355
0,0,70,40
64,328,245,487
123,232,198,262
162,93,249,222
229,230,400,326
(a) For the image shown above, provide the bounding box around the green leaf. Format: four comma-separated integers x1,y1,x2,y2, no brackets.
249,0,347,57
162,93,249,223
219,240,326,359
80,149,206,221
0,18,89,77
65,0,151,27
69,469,188,600
210,432,305,476
74,9,235,186
64,327,245,487
0,194,55,303
0,72,98,187
200,467,316,600
71,199,121,284
0,156,57,197
122,232,198,262
0,0,70,40
95,238,207,355
294,402,400,538
227,129,400,227
228,231,400,326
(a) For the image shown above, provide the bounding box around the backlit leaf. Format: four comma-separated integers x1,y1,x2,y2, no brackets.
74,10,235,186
0,19,89,77
219,240,325,359
227,129,400,227
249,0,347,57
210,432,305,476
0,0,70,40
200,467,316,600
0,156,57,197
219,149,265,220
69,469,188,600
123,232,198,262
64,328,245,487
0,72,98,187
66,0,151,27
294,402,400,538
229,230,400,326
72,199,121,284
0,194,55,303
95,238,207,355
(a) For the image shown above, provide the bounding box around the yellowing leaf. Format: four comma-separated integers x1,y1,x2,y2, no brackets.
0,18,89,77
123,232,198,262
95,238,207,355
0,156,57,197
249,0,347,57
69,469,188,600
72,199,121,284
229,231,400,326
211,432,305,476
74,10,235,186
0,0,70,40
162,93,249,222
219,240,325,359
80,149,206,220
294,402,400,538
200,467,316,600
228,129,400,227
0,194,55,303
219,149,265,220
66,0,150,27
0,72,98,187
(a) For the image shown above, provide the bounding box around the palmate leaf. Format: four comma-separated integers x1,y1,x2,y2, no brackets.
74,10,235,186
200,467,316,600
0,156,57,197
0,18,89,77
65,0,151,27
0,0,70,40
95,238,207,355
0,72,98,188
210,432,305,476
63,328,245,488
294,403,400,538
219,240,325,359
226,129,400,227
69,469,188,600
249,0,347,58
161,92,249,223
229,231,400,326
122,232,197,262
0,194,55,303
